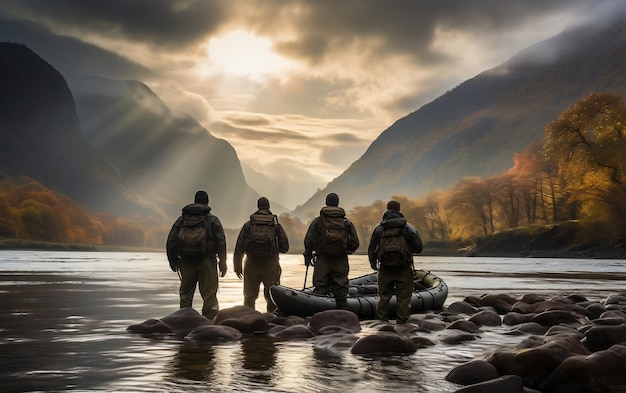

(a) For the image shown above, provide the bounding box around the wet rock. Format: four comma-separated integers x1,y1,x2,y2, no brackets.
541,344,626,393
448,319,481,333
477,293,518,314
469,310,502,327
583,302,606,319
447,301,478,315
410,336,436,348
600,310,626,320
485,335,588,388
545,325,583,338
531,309,583,326
591,316,625,325
520,294,546,304
393,322,421,334
185,324,242,341
351,332,417,355
317,325,355,335
512,300,567,314
160,307,213,336
126,318,173,334
605,294,626,305
582,323,626,351
505,322,547,335
214,305,257,323
503,312,534,326
415,318,447,331
445,359,499,385
453,375,524,393
269,324,315,339
309,309,361,334
313,332,359,351
438,330,476,345
217,307,269,334
565,293,588,303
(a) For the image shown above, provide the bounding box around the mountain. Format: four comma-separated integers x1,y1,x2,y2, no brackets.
293,17,626,218
71,75,261,226
0,42,153,217
241,163,290,212
0,42,262,228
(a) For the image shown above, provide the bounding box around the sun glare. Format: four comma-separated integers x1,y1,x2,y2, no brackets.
208,30,295,77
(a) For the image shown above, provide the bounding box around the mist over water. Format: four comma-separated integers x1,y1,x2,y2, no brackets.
0,251,624,392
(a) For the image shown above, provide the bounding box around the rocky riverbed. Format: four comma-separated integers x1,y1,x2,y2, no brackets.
128,291,626,393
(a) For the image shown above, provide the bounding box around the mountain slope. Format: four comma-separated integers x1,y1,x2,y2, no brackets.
0,42,153,217
72,75,261,227
293,17,626,218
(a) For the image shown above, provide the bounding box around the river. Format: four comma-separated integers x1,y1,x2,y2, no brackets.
0,251,624,392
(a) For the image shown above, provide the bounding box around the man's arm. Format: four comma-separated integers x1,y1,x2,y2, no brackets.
210,215,228,276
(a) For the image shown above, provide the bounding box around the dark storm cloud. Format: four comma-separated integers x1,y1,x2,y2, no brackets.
0,17,150,80
239,0,598,66
2,0,601,61
0,0,228,49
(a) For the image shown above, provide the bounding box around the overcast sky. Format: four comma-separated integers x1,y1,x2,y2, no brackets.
1,0,623,208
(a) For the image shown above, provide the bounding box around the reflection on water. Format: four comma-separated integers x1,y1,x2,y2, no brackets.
0,251,624,392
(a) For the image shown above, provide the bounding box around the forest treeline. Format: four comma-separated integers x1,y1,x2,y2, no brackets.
1,93,624,253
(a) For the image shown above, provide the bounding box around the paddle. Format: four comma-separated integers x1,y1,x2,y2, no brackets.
303,254,316,290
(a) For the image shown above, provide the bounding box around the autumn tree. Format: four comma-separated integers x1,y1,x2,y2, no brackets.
543,93,626,236
349,200,386,250
444,177,497,237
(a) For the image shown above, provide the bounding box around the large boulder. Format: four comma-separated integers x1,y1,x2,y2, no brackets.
485,335,588,388
445,360,500,385
126,318,173,334
453,375,525,393
530,310,583,326
582,323,626,351
469,310,502,327
541,344,626,392
215,305,269,334
309,310,361,334
160,307,213,336
351,332,417,355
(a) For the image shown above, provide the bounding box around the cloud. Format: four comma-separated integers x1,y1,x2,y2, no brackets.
2,0,623,206
1,0,227,49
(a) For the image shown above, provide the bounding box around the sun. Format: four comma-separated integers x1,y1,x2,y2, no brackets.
207,30,295,77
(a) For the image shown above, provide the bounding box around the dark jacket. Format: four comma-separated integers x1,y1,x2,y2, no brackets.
166,203,227,264
233,209,289,273
367,209,423,264
304,206,360,257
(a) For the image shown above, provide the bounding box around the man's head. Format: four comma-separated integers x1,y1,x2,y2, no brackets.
194,190,209,205
387,200,400,212
325,192,339,207
257,197,270,210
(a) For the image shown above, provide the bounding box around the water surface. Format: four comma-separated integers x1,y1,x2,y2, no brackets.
0,251,624,392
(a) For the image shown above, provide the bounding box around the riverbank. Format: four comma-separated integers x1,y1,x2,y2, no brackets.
0,237,161,253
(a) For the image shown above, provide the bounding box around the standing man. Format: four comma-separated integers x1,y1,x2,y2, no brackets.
368,200,423,324
166,190,227,320
303,192,359,310
233,197,289,313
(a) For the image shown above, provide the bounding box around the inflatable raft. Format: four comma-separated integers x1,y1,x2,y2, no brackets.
269,269,448,319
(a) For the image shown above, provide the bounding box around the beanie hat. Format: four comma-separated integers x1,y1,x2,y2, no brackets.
194,190,209,205
387,200,401,211
325,193,339,207
257,197,270,210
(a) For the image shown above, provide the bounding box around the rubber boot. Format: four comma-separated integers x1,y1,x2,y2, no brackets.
336,297,348,310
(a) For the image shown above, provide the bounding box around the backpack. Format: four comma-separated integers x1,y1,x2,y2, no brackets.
377,226,412,268
318,211,349,256
177,215,210,258
246,214,278,257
